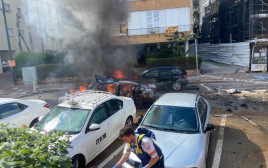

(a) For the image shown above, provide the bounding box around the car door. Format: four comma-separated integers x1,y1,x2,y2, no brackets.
0,102,30,127
105,99,125,140
84,103,112,161
197,97,210,160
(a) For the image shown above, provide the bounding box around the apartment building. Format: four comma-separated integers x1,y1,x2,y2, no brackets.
112,0,193,61
0,0,61,73
0,0,30,63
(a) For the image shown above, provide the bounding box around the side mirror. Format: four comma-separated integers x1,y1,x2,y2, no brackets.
89,124,101,131
204,124,215,133
136,115,143,126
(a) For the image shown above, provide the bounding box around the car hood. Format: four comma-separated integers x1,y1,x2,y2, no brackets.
149,129,203,167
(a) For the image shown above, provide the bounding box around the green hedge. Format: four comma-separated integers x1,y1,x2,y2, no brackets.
36,64,80,80
146,56,202,69
14,52,65,78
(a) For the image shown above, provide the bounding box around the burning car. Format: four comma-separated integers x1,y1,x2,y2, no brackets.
88,74,156,108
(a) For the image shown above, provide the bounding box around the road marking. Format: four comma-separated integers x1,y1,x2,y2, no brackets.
199,83,212,91
98,144,125,168
212,114,229,168
240,115,258,127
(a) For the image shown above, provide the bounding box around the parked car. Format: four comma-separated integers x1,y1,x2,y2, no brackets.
88,74,156,108
141,66,188,91
0,98,50,128
1,60,10,72
123,93,214,168
35,90,136,168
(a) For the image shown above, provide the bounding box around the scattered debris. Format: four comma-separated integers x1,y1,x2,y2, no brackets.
234,68,240,74
245,89,255,93
253,75,268,80
240,104,248,109
227,89,241,94
225,101,233,106
226,106,237,112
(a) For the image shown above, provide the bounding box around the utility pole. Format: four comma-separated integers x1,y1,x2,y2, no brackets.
1,0,16,85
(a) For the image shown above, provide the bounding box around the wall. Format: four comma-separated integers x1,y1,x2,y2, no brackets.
189,42,250,67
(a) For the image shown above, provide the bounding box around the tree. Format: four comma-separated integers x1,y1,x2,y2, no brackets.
0,123,72,168
170,32,200,58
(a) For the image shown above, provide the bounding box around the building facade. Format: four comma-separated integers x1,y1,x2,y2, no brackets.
112,0,193,62
0,0,61,73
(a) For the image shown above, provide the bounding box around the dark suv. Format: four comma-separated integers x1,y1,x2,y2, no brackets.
141,66,188,91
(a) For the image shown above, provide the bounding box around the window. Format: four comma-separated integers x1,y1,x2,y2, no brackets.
198,98,208,130
89,104,109,125
145,70,158,78
119,84,135,97
29,32,32,44
17,8,22,17
0,103,28,119
106,99,123,115
160,69,172,76
20,30,24,37
172,68,182,74
142,105,198,132
3,3,11,12
120,24,127,34
8,28,14,36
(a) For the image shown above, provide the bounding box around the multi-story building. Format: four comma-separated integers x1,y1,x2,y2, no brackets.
112,0,194,62
0,0,61,73
0,0,30,63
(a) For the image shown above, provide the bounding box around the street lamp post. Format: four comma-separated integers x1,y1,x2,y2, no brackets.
1,0,16,85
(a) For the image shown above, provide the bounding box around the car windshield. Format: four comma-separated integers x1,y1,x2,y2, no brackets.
142,105,199,133
36,106,90,134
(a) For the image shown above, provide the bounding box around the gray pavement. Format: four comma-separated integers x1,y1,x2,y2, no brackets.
0,60,268,98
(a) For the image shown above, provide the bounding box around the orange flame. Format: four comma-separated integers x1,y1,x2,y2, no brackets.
80,84,88,91
113,70,126,79
106,84,116,94
70,84,88,94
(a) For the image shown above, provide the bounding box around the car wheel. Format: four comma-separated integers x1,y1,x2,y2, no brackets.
172,82,181,91
72,155,84,168
125,117,133,128
29,118,39,128
134,98,143,109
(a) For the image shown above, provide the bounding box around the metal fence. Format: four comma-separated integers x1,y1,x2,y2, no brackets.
189,42,250,67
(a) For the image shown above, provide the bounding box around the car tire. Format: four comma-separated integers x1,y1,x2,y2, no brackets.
72,155,84,168
125,117,133,129
134,98,144,109
29,118,39,128
172,82,182,91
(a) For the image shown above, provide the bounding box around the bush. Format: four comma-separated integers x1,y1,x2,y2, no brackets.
0,123,72,167
36,64,80,80
14,52,66,78
146,56,202,69
185,56,202,69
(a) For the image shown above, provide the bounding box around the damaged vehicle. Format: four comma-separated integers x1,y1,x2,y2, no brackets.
141,66,188,91
88,75,156,108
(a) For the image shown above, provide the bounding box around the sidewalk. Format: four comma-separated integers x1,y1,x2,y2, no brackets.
0,61,268,98
0,71,79,98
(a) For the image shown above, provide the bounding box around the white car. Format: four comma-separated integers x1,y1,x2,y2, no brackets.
124,93,214,168
0,98,50,128
35,90,136,168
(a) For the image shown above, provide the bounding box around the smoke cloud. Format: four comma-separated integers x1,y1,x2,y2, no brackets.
24,0,137,83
